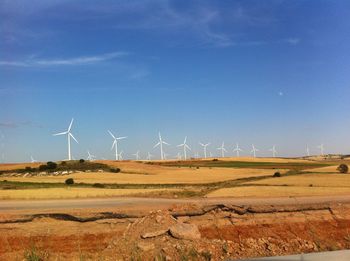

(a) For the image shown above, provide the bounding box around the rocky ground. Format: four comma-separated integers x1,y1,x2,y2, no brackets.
1,202,350,260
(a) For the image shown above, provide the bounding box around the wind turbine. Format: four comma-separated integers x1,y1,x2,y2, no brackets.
269,145,277,158
177,136,191,160
176,152,182,160
233,143,243,157
53,118,78,161
108,130,127,161
133,150,140,160
317,144,325,156
87,150,96,161
118,151,124,160
163,152,170,160
30,156,37,163
209,152,213,158
216,142,227,158
251,144,259,158
199,142,210,158
306,145,310,157
147,152,153,161
153,132,170,160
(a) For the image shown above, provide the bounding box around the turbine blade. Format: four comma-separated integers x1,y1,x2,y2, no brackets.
111,140,116,150
108,130,116,139
153,142,160,148
70,133,78,143
185,145,191,150
117,136,127,140
53,131,67,136
163,141,170,145
199,142,204,146
68,118,74,132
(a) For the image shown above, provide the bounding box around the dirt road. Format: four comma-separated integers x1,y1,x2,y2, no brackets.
1,195,350,214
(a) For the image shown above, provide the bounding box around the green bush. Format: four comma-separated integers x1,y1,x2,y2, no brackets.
273,172,281,177
337,164,349,174
110,168,121,173
60,161,67,165
46,161,57,170
38,165,47,171
212,158,219,161
65,178,74,185
79,159,85,163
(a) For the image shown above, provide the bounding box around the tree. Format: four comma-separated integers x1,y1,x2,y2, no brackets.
337,164,348,174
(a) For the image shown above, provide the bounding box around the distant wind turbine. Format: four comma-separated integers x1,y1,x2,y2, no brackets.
147,152,153,161
199,142,210,158
306,145,310,157
251,144,259,158
233,143,243,157
176,152,182,160
108,130,127,161
217,142,227,158
133,150,140,160
53,118,78,161
317,144,325,156
163,152,170,160
153,132,170,160
177,136,191,160
30,156,37,163
118,150,124,160
87,150,96,161
269,145,277,158
209,152,213,158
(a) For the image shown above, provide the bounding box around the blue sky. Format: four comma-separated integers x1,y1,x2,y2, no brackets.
1,0,350,162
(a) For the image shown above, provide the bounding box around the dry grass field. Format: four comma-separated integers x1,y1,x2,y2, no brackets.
206,185,350,198
244,173,350,187
1,167,280,184
1,158,348,200
0,187,181,200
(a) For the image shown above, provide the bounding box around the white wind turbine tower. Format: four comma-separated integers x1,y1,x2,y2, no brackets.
306,145,310,157
199,142,210,158
147,152,153,161
153,132,170,160
133,150,140,160
317,144,325,156
177,136,191,160
269,145,277,158
217,142,227,158
233,143,243,157
251,144,259,158
87,150,96,161
30,156,37,163
53,118,78,161
108,130,127,161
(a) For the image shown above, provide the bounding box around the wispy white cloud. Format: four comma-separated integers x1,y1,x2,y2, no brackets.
0,52,129,67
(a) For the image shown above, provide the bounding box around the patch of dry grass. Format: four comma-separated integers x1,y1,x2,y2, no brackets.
245,173,350,187
1,168,278,184
0,188,180,200
206,186,350,198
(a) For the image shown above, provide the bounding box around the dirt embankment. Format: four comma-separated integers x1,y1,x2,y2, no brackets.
1,203,350,260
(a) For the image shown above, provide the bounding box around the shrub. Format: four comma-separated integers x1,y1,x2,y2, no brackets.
273,172,281,177
65,178,74,185
79,159,85,163
212,159,219,161
25,166,33,172
60,161,67,165
38,165,47,171
110,168,121,173
92,183,105,188
46,161,57,170
337,164,349,174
